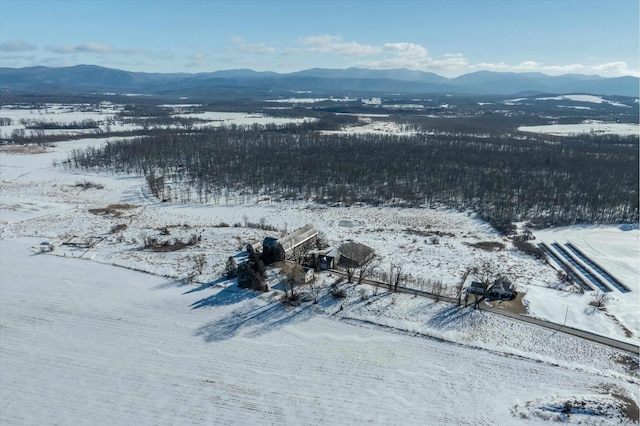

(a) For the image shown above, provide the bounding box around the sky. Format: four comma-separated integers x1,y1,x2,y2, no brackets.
0,0,638,78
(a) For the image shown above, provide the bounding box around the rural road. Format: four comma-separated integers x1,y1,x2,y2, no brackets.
328,269,640,355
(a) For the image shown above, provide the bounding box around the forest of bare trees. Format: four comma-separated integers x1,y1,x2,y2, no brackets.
63,120,638,230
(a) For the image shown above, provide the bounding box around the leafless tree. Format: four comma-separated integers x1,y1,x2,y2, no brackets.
339,242,375,284
356,257,378,286
386,262,404,292
315,231,329,250
192,253,207,275
470,262,502,309
308,280,321,304
592,291,611,308
456,268,471,306
432,279,444,302
289,244,307,265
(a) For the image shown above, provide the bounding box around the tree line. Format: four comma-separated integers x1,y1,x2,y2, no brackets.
62,122,638,229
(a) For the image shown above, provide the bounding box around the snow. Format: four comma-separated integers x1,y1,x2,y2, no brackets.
518,122,639,136
0,104,314,139
532,225,639,343
266,97,356,103
172,111,313,127
536,95,631,107
2,238,638,425
321,117,416,136
1,106,639,424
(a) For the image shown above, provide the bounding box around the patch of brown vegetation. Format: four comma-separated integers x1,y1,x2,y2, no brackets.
0,145,48,154
614,354,639,376
602,312,633,338
149,240,190,252
88,203,137,218
109,224,128,234
405,228,455,238
598,383,640,423
466,241,505,251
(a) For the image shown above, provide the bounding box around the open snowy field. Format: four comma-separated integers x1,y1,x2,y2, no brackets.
532,226,639,345
0,103,313,139
518,122,639,137
2,238,638,425
1,107,639,424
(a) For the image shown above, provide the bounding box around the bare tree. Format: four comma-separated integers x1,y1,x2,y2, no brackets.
339,242,375,284
470,262,502,310
592,291,611,308
289,244,307,265
309,280,321,304
432,279,444,302
456,268,471,306
192,253,207,276
356,256,378,286
386,262,404,292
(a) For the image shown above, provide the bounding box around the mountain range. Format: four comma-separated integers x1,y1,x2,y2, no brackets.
1,65,638,98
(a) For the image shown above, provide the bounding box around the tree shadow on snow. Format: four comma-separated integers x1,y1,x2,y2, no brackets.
182,277,228,295
189,283,260,309
426,305,484,330
194,301,314,343
152,279,191,290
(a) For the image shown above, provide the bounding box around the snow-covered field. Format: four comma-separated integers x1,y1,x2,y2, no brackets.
518,122,639,137
536,95,632,108
1,107,639,424
0,103,313,138
322,116,417,136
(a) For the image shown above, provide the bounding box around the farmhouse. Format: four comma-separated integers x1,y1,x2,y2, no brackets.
491,277,516,299
317,247,340,270
338,242,375,268
467,277,516,300
468,281,489,295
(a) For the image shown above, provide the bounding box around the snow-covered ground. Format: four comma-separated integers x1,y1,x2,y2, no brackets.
518,122,639,137
536,95,631,108
0,104,314,138
2,238,637,425
1,107,639,424
532,226,639,344
322,116,417,136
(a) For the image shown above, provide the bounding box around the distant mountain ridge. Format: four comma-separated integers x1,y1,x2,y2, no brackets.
0,64,637,97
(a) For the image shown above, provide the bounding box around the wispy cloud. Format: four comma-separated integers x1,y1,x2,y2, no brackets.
591,61,637,77
45,42,149,56
298,35,381,56
472,62,510,71
186,53,208,68
294,35,468,72
0,40,37,52
230,37,276,54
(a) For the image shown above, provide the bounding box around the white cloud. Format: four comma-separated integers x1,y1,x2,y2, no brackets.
472,62,510,71
239,44,276,54
432,53,468,70
45,42,149,56
298,35,381,56
591,61,638,77
230,37,276,54
185,53,210,69
511,61,542,71
1,40,37,52
77,42,115,54
45,44,76,53
487,60,638,77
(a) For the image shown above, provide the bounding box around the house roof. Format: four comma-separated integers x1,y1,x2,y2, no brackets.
279,224,317,252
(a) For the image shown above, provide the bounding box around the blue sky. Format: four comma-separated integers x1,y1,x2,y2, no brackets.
1,0,638,77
